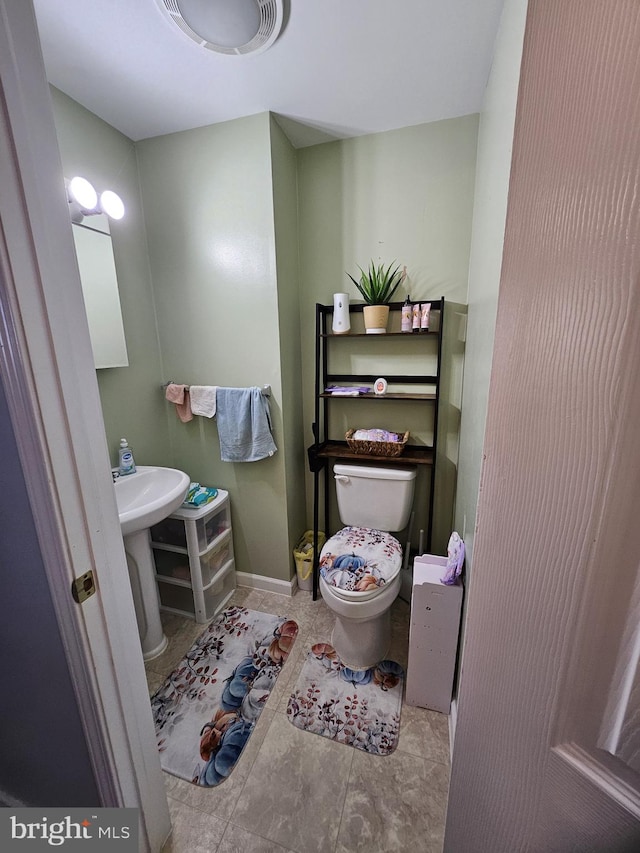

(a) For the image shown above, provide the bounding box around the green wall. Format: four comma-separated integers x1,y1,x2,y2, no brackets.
448,0,528,711
454,0,528,568
297,116,479,551
269,116,307,555
52,88,479,581
51,88,170,470
135,113,294,581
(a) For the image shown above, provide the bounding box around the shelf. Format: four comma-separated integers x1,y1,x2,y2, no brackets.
154,491,230,552
158,561,235,622
311,298,445,599
156,556,234,589
152,548,191,585
200,527,231,558
319,299,443,315
150,524,230,556
202,558,235,593
150,541,187,556
325,373,438,384
316,441,434,466
155,573,192,589
152,490,235,622
320,392,436,401
322,331,438,338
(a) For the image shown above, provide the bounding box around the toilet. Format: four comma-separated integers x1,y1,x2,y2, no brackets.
319,462,416,670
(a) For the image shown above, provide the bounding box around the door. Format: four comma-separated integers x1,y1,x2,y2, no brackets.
0,2,170,849
445,2,640,850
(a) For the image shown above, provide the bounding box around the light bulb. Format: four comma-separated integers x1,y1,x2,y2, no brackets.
68,176,98,211
100,190,125,220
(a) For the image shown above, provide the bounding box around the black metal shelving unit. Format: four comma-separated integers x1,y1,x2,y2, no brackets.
307,298,445,599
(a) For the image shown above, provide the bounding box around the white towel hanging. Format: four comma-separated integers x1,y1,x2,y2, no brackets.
190,385,218,417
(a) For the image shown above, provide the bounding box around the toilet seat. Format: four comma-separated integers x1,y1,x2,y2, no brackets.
325,584,381,602
320,572,401,615
319,526,402,600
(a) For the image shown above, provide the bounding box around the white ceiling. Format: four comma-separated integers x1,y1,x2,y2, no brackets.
32,0,505,148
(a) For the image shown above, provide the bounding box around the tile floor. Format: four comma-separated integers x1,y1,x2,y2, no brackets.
145,586,451,853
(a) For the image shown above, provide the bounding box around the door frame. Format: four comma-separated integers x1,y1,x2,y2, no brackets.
0,2,169,849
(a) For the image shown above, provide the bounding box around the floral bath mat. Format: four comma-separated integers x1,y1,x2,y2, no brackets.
286,643,404,755
151,606,298,787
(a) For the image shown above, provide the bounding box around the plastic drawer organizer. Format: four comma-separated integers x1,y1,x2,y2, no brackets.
150,490,236,623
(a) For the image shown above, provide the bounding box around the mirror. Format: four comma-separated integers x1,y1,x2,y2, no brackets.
72,213,129,369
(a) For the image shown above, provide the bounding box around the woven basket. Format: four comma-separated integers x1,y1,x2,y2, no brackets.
345,429,409,457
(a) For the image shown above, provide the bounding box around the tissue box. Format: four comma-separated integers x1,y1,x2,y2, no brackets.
406,554,463,714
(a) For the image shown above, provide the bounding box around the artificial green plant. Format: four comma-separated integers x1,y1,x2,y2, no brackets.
347,260,405,304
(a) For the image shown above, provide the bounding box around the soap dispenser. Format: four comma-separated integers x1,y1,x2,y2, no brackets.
118,438,136,476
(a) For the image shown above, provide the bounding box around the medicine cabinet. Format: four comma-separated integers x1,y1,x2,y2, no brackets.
72,213,129,369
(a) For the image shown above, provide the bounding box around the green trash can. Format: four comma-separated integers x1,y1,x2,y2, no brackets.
293,530,326,591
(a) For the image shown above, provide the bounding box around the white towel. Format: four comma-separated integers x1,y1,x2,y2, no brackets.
190,385,218,417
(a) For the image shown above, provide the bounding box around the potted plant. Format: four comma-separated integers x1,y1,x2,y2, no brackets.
347,260,405,333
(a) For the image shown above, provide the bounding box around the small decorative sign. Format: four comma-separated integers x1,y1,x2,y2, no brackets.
374,377,388,395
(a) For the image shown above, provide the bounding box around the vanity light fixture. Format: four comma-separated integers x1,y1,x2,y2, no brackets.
68,176,97,211
157,0,284,56
66,177,125,224
100,190,125,221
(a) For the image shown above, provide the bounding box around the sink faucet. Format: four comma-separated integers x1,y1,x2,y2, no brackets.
112,470,120,483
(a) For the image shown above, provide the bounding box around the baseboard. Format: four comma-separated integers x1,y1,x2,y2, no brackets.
236,570,296,597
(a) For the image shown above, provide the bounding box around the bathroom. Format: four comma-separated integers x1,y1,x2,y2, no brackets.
0,86,468,851
49,48,474,853
51,87,475,581
2,0,481,840
4,1,639,851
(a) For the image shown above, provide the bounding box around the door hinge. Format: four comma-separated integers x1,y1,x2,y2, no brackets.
72,570,96,604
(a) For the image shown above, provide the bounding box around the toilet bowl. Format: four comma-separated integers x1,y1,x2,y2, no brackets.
319,464,416,670
320,568,402,669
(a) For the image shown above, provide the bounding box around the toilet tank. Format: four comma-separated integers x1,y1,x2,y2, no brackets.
333,463,417,532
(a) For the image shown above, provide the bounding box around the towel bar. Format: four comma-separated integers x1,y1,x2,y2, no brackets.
162,382,271,397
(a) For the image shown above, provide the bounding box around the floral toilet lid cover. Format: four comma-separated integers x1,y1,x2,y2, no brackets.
319,526,403,597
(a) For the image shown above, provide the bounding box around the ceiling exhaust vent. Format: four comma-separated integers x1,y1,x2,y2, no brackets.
159,0,284,56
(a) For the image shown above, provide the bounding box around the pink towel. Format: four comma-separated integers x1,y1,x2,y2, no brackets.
165,384,192,423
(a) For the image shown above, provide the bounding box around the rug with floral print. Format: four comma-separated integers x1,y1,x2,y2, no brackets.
286,643,404,755
151,606,298,787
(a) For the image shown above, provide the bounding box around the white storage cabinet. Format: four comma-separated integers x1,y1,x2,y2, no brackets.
406,554,463,714
150,490,236,623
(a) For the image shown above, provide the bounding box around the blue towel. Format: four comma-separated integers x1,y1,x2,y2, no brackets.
215,387,277,463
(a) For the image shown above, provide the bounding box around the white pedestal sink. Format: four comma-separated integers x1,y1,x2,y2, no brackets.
114,466,190,660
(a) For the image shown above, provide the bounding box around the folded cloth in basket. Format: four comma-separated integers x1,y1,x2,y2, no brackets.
215,387,277,463
352,428,401,442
